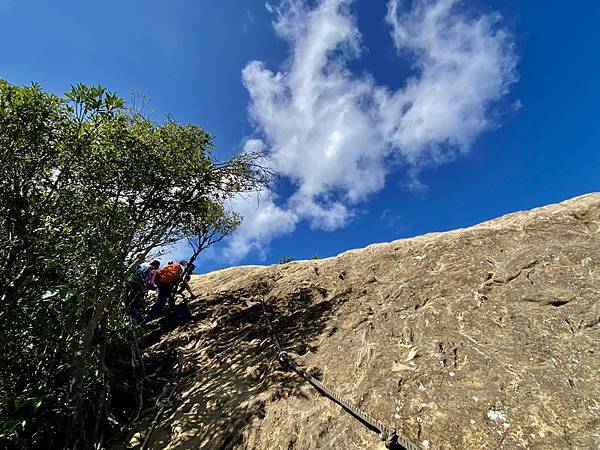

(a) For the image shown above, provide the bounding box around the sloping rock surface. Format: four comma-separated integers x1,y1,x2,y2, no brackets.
131,193,600,449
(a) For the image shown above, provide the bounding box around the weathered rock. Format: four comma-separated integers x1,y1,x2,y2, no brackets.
128,193,600,449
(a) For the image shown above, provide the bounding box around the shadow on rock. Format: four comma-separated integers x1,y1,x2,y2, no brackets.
140,283,351,449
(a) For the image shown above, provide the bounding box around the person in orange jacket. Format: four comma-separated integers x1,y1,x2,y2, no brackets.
146,261,184,320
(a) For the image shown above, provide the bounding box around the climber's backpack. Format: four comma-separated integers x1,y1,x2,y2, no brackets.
155,263,181,285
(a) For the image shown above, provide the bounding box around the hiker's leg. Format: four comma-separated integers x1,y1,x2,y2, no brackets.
147,284,170,319
166,283,177,309
131,307,143,322
182,276,197,299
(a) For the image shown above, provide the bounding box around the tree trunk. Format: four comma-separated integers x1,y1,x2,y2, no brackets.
66,292,113,449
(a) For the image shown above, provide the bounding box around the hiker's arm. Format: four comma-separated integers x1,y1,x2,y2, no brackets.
181,275,197,299
183,280,194,295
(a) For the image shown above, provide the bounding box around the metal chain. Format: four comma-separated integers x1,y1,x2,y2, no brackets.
260,298,420,450
139,300,420,449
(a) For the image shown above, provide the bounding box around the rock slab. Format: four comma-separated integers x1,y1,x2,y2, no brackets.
132,193,600,450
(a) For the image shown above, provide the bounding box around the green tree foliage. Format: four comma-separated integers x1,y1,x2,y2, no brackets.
279,256,295,264
0,80,271,449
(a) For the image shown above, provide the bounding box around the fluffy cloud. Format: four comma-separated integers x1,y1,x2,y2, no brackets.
384,0,518,164
225,0,518,261
221,190,297,262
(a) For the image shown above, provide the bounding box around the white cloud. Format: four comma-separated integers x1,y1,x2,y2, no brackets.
222,190,297,262
224,0,518,261
383,0,518,165
242,10,256,35
151,239,191,266
243,138,267,154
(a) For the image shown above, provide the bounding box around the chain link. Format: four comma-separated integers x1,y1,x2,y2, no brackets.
259,298,420,450
140,299,421,450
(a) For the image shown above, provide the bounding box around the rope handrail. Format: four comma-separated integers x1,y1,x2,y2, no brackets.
139,298,421,450
259,298,420,450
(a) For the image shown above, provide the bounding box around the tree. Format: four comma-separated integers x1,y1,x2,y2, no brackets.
0,80,271,449
280,256,296,264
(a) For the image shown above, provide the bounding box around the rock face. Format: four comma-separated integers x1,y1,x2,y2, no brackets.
134,193,600,450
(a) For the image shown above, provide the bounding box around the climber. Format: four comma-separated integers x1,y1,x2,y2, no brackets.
125,260,160,320
146,260,185,320
145,259,160,290
177,260,197,300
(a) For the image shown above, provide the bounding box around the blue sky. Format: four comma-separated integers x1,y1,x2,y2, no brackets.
2,0,599,273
